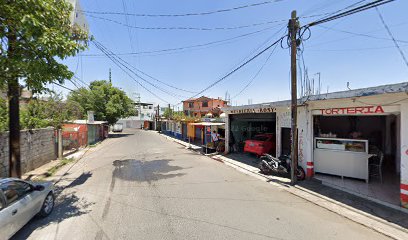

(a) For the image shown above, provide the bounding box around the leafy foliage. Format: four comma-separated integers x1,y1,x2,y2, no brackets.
0,0,88,92
0,98,7,131
21,94,83,129
0,94,84,131
68,80,135,125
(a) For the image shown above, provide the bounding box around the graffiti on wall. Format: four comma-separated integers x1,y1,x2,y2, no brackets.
299,130,304,163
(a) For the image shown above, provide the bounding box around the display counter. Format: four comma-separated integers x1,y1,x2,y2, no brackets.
314,137,369,182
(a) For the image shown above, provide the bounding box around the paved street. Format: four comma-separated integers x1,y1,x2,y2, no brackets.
13,129,390,240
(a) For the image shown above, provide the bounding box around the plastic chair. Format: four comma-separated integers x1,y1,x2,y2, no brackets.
369,150,384,183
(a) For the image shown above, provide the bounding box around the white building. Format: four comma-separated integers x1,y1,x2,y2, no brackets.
223,82,408,210
135,102,155,121
67,0,89,33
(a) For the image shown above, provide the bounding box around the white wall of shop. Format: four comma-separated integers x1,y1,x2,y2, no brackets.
275,106,312,172
400,101,408,195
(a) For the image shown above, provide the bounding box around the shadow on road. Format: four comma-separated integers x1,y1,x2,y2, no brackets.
66,172,93,189
112,159,185,183
11,190,94,240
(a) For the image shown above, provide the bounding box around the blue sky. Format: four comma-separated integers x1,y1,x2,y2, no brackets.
56,0,408,107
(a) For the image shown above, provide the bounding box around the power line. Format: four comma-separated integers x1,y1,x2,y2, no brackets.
188,35,285,100
81,25,283,57
53,82,74,92
91,40,196,95
375,7,408,71
307,0,396,27
73,75,89,88
307,44,408,52
68,79,81,89
307,0,368,22
307,21,408,48
316,25,408,44
93,40,187,102
85,13,288,31
92,40,171,103
79,0,285,17
231,42,279,99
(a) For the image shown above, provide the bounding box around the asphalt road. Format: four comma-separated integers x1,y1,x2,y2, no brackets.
13,129,390,240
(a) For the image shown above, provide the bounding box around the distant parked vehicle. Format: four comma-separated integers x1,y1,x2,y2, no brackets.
112,123,123,132
244,133,276,157
0,178,55,239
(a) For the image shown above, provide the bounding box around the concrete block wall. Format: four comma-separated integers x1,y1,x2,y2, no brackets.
0,128,56,177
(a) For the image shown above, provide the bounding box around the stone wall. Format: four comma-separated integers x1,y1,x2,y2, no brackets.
0,128,56,177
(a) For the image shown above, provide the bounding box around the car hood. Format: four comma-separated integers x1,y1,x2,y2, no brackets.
31,181,54,191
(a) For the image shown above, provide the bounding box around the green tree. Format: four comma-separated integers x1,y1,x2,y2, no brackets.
19,94,83,130
68,80,135,125
0,98,7,132
1,0,88,177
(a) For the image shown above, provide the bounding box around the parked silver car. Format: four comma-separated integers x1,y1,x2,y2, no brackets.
0,178,55,240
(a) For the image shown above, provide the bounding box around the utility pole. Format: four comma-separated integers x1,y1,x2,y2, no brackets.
7,28,21,178
168,103,171,119
109,68,112,83
157,104,161,133
289,10,299,185
134,93,141,120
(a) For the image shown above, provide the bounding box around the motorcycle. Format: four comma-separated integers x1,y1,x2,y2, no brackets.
258,154,306,181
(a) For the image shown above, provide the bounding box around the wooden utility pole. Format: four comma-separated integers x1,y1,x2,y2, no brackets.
7,28,21,178
289,10,299,185
168,103,171,119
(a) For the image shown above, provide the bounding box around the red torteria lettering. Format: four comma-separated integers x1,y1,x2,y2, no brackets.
364,106,374,114
355,107,364,114
375,106,385,113
321,106,384,115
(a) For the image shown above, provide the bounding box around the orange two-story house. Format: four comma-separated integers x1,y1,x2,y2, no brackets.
183,96,228,118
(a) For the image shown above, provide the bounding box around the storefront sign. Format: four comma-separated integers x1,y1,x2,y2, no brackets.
228,107,276,114
319,106,385,115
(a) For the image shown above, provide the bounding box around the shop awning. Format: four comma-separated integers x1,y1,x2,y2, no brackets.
189,122,225,126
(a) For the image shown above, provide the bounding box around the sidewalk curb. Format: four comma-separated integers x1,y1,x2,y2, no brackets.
214,154,408,240
161,133,408,240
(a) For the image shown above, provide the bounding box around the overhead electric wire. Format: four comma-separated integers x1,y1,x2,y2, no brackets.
73,75,89,88
93,40,190,101
304,0,367,22
375,7,408,71
92,40,170,103
188,35,285,100
53,82,74,92
85,13,287,31
91,40,197,94
307,0,395,27
79,0,284,17
93,40,187,99
316,25,408,44
307,44,408,52
68,79,81,89
81,25,283,57
231,42,279,99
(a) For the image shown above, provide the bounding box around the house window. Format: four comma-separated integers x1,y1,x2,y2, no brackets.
188,102,194,108
202,101,208,107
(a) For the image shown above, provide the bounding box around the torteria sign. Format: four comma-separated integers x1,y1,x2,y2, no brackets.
228,107,276,114
319,106,385,115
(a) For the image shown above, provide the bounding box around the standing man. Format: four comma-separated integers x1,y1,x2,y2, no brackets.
211,130,220,149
